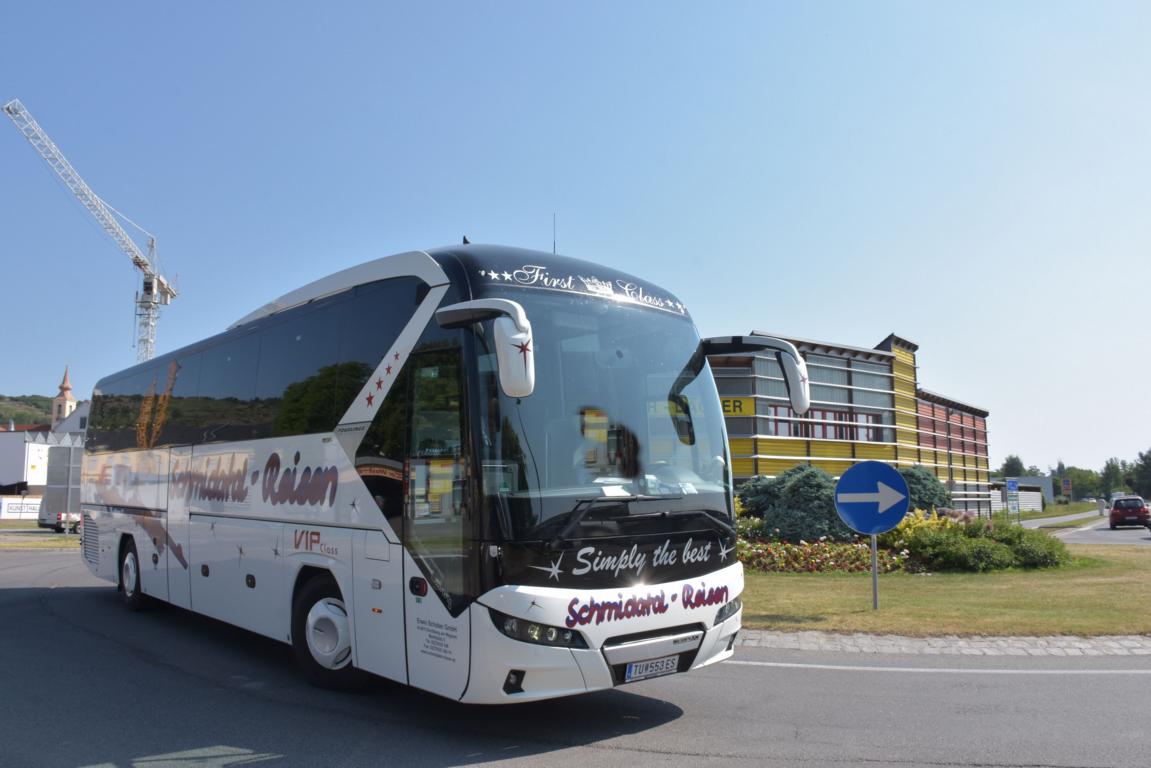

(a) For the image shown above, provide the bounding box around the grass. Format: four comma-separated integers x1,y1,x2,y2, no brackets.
997,501,1099,523
0,520,40,530
1039,516,1104,530
742,545,1151,636
0,537,80,549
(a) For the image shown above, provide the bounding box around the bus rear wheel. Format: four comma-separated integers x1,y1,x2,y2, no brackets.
291,574,367,691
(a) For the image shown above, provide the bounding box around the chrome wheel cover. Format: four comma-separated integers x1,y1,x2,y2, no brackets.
121,550,138,597
305,597,352,669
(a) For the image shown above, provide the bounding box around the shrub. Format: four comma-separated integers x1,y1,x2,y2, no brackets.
896,517,1069,572
738,473,785,519
947,538,1017,572
738,465,855,543
898,465,952,511
901,524,965,567
877,508,954,549
1012,529,1071,568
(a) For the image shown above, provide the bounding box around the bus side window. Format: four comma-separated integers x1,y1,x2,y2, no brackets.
254,301,340,436
197,333,260,444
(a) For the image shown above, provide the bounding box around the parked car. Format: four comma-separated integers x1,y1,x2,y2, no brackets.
1109,496,1149,530
37,507,78,534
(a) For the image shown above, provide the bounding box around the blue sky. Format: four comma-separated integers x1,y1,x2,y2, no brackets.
2,2,1148,472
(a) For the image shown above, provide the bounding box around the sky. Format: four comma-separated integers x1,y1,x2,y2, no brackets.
1,2,1148,472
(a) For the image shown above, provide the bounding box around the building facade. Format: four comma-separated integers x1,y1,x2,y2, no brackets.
709,332,992,516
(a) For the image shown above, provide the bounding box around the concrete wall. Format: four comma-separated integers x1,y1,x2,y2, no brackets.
0,496,42,519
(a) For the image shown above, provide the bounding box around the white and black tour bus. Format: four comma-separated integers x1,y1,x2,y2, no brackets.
80,244,810,703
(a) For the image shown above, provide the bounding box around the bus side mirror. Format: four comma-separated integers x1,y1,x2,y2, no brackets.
436,298,535,398
702,335,810,415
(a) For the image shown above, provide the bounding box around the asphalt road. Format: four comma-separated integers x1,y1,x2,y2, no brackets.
1049,516,1151,546
4,552,1151,768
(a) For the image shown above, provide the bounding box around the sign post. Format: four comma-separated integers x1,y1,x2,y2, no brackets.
1006,478,1020,523
834,462,911,610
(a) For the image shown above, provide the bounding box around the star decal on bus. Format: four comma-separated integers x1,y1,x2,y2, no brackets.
529,554,564,581
718,542,735,562
365,393,375,407
513,339,531,371
375,377,383,390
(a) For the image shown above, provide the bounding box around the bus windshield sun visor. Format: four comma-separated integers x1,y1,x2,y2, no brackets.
436,298,535,398
701,335,811,415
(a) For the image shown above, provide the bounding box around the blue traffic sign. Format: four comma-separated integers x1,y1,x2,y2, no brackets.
1006,479,1019,493
834,461,911,535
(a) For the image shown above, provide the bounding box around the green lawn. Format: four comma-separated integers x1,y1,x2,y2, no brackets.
0,536,79,549
742,545,1151,636
0,520,39,530
996,501,1099,523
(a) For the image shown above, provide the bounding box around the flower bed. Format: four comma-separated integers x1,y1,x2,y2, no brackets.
737,536,909,574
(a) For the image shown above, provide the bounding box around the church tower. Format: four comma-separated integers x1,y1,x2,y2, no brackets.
52,366,77,430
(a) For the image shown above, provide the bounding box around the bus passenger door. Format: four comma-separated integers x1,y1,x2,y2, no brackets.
402,349,472,700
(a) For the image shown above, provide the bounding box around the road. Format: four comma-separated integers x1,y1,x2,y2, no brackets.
1017,510,1151,547
3,551,1150,768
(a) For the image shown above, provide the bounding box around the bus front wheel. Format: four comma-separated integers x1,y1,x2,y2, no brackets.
119,538,147,612
291,574,367,691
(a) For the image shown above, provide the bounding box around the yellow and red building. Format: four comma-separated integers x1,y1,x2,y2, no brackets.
709,332,992,515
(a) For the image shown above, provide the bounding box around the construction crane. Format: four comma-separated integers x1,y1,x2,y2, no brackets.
4,98,176,362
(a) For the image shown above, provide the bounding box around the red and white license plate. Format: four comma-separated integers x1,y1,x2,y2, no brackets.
625,654,680,682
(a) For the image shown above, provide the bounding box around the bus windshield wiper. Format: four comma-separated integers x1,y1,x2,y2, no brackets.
623,507,735,536
549,496,637,548
548,494,695,548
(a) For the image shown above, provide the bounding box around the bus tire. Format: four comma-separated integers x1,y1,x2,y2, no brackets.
291,574,367,691
119,537,148,612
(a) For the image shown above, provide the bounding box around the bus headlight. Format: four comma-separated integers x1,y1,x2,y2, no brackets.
489,608,588,649
713,596,742,626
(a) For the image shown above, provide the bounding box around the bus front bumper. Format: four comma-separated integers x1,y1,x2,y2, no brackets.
461,604,742,704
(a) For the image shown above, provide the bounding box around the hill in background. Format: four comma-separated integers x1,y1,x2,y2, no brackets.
0,395,52,427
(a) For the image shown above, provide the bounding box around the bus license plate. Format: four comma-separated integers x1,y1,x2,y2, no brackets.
625,654,680,682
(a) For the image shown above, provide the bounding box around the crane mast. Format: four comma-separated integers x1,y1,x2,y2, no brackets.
3,98,176,362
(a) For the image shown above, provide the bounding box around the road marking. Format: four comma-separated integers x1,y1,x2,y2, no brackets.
725,660,1151,675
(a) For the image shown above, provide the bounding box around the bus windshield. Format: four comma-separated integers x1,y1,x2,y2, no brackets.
475,291,732,541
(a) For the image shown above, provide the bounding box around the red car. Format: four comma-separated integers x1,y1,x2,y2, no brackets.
1109,496,1149,530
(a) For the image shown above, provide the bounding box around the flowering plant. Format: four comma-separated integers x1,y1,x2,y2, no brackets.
737,536,908,574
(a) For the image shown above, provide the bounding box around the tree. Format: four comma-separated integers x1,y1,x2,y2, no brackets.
1064,466,1101,500
1101,457,1125,499
999,455,1025,477
1130,448,1151,499
899,465,952,511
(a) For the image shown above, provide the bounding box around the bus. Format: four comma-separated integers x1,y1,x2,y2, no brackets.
80,244,810,703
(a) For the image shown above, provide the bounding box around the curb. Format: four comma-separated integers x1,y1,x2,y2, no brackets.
737,628,1151,656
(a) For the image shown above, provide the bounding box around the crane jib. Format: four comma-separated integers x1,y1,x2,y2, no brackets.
4,97,177,362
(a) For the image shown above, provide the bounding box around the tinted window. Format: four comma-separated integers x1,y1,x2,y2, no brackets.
88,368,167,452
1115,498,1145,509
158,353,203,446
198,332,263,443
335,277,423,416
256,300,341,436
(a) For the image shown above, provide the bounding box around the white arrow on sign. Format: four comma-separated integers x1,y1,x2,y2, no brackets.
836,482,906,514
